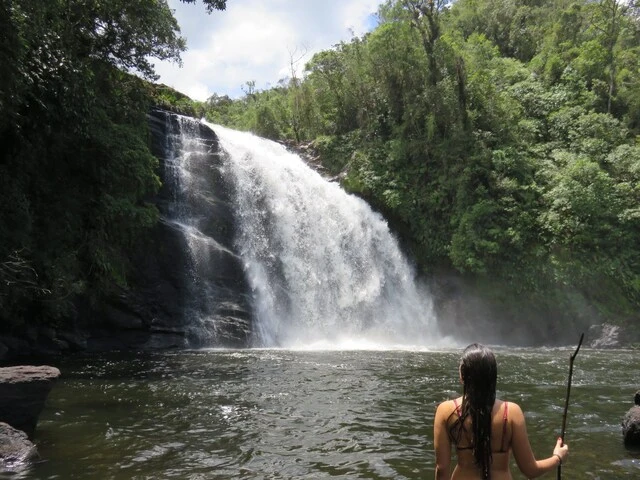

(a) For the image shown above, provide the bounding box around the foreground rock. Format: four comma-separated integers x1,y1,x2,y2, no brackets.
622,391,640,446
0,365,60,439
0,422,38,468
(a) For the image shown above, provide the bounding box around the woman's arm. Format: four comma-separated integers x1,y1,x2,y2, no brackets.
510,402,569,478
433,401,452,480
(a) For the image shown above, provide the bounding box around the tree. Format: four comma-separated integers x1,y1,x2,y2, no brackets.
287,46,308,142
401,0,450,85
180,0,228,12
0,0,220,328
588,0,624,113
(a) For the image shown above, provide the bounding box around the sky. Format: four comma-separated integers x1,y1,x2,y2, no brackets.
154,0,384,101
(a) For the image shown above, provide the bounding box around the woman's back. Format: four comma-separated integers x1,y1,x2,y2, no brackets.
442,397,513,480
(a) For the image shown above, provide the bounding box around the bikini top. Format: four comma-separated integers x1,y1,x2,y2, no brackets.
452,398,509,453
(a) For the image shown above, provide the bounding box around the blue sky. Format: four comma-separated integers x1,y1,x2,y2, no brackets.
154,0,384,101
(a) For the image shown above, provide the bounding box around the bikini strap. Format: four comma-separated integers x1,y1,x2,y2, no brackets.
453,398,462,417
500,401,509,452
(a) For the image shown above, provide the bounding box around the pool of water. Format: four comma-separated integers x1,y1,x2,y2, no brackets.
4,347,639,479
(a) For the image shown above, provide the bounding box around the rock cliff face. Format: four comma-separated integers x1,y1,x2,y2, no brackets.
83,109,253,351
145,109,253,348
0,110,252,361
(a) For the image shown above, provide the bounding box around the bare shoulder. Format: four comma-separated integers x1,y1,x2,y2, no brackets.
435,397,460,418
502,399,525,423
505,400,523,413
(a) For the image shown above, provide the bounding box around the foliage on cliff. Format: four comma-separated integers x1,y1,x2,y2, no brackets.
203,0,640,329
0,0,225,330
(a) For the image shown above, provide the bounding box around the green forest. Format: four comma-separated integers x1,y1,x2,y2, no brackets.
202,0,640,334
0,0,226,331
1,0,638,338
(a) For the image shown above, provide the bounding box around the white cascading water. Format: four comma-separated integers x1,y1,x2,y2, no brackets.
209,122,442,349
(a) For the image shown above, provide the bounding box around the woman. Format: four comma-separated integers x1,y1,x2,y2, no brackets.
433,343,569,479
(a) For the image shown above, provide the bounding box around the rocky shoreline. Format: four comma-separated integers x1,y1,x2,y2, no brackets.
0,365,60,469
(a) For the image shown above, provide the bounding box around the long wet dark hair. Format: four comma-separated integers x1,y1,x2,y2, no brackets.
449,343,498,480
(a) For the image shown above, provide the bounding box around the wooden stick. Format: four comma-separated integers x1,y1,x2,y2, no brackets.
557,332,584,480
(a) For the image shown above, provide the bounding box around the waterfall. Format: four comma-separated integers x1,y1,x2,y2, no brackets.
209,123,441,349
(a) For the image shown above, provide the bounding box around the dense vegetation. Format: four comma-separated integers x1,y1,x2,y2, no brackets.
1,0,638,340
203,0,640,331
0,0,226,331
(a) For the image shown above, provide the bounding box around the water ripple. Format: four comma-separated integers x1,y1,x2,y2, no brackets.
22,348,640,479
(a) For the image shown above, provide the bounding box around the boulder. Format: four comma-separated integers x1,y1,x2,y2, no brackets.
622,391,640,446
0,422,38,467
0,365,60,439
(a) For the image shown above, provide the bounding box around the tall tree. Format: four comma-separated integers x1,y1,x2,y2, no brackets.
587,0,638,113
402,0,449,85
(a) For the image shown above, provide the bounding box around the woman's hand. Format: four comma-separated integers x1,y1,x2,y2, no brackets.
553,437,569,465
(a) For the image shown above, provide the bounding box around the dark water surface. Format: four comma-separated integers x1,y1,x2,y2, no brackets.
5,348,640,479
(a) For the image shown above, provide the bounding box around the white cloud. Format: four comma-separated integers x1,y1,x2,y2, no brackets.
154,0,383,101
